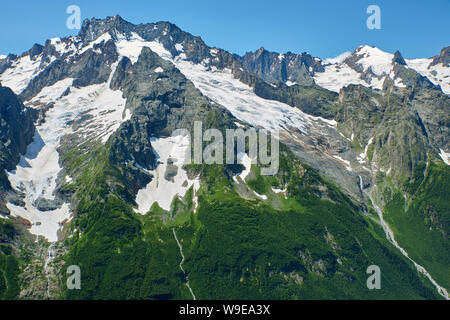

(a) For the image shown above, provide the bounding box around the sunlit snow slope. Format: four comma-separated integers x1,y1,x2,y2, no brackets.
6,60,129,242
314,46,449,94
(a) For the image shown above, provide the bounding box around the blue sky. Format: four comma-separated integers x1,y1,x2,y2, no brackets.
0,0,448,59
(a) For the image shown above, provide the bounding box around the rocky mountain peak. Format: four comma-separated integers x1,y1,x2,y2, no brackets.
431,46,450,67
255,46,266,56
26,44,44,60
79,15,135,42
393,50,406,65
439,46,450,66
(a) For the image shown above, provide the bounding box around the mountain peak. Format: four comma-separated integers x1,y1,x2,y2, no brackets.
393,50,406,65
255,46,266,55
79,15,135,42
430,46,450,67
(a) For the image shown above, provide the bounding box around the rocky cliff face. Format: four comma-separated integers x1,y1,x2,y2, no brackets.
0,85,35,171
239,47,323,85
0,85,36,215
431,46,450,67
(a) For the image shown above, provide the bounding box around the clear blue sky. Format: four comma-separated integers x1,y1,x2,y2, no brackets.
0,0,448,59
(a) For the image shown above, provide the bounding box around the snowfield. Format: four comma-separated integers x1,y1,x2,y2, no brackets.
108,34,337,136
6,61,129,242
314,46,449,94
116,32,170,64
406,58,450,94
135,135,200,213
0,54,43,94
314,46,394,92
314,62,366,93
171,59,337,134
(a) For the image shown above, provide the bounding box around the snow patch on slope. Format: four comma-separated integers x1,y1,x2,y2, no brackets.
314,63,366,93
116,32,170,64
355,46,394,77
78,33,112,55
253,191,267,200
323,51,351,65
357,136,374,164
112,36,337,133
6,62,129,242
50,37,78,56
175,43,184,52
135,135,200,213
439,149,450,165
172,60,335,133
28,61,129,144
7,78,75,242
0,54,43,94
406,58,450,94
333,155,352,172
237,152,252,181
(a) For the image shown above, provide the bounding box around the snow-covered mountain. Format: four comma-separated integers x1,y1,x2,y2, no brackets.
314,45,450,94
0,14,448,243
0,15,448,300
0,16,353,242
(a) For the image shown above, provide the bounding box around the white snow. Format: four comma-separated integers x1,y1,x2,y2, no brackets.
439,149,450,165
357,153,366,164
5,62,130,242
171,59,336,133
357,136,374,164
116,32,170,64
272,186,287,199
333,155,352,171
253,191,267,200
314,45,395,92
175,43,184,52
154,67,164,73
355,46,393,77
0,54,43,94
323,51,351,65
79,33,112,55
386,167,392,176
28,61,129,144
0,55,6,60
365,137,374,155
285,80,297,86
7,202,71,243
135,135,200,213
315,46,449,94
314,62,366,93
272,186,288,199
6,79,76,242
50,37,78,56
237,152,252,181
406,58,450,94
103,34,338,133
210,48,218,56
